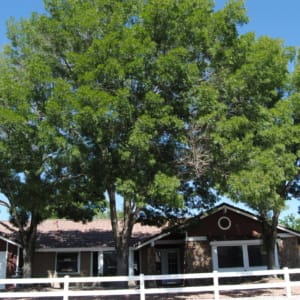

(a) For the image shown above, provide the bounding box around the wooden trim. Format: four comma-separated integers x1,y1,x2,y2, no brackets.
133,232,171,250
0,235,21,248
185,236,207,242
277,233,294,238
277,226,300,237
155,240,184,245
36,247,116,253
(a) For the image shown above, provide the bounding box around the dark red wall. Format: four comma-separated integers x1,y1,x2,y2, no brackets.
187,209,263,240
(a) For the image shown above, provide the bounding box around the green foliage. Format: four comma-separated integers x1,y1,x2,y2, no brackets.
210,33,300,214
280,214,300,232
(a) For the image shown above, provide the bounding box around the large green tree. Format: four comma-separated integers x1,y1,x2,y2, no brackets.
6,0,295,276
0,52,102,277
0,53,57,278
210,35,300,269
1,0,250,276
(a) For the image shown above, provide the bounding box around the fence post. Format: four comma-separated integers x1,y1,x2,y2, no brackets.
283,267,292,298
139,273,145,300
213,270,219,300
63,275,70,300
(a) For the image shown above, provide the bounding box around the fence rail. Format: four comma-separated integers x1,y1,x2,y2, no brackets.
0,267,300,299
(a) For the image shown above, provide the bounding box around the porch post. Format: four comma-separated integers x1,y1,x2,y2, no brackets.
98,251,104,275
212,246,218,270
5,241,8,261
16,247,20,276
128,249,134,276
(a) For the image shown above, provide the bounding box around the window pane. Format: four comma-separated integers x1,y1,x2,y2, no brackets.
248,245,267,267
218,246,243,268
168,252,178,274
57,253,78,273
103,251,117,276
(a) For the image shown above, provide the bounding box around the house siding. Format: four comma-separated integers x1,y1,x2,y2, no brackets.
32,251,93,278
140,246,157,275
278,237,299,268
187,210,263,239
184,241,211,273
32,252,56,277
80,252,91,276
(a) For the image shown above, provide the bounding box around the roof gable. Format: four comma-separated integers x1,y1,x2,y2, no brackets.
185,205,262,239
184,203,300,238
137,203,300,248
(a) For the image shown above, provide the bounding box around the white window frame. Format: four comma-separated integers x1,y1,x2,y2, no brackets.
211,239,279,271
55,252,80,275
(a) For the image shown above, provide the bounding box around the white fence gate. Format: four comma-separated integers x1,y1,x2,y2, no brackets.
0,267,300,299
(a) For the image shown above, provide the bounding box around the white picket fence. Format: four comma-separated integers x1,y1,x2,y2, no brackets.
0,267,300,299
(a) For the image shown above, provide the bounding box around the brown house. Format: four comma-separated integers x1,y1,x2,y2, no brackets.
1,203,300,280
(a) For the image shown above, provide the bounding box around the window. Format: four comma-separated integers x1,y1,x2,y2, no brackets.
218,216,231,230
167,251,179,274
248,245,267,267
217,246,243,268
211,240,278,271
103,251,117,276
56,252,79,273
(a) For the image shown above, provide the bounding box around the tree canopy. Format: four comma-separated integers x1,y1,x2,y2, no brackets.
210,35,300,267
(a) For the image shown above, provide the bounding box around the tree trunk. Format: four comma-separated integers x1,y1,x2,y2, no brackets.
261,210,279,270
116,247,129,276
262,230,276,269
17,214,39,278
22,248,33,278
107,186,137,282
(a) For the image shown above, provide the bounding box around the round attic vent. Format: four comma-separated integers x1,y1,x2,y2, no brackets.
218,216,231,230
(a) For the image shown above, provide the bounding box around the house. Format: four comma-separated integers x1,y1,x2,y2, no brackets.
0,203,299,281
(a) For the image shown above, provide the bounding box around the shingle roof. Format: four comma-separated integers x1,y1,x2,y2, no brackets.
37,219,163,249
0,219,163,249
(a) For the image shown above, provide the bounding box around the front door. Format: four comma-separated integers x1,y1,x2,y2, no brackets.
0,252,6,289
160,249,180,285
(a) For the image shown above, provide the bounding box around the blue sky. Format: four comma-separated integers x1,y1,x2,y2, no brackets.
0,0,299,219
